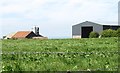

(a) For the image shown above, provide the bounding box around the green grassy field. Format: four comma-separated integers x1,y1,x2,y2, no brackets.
2,37,119,71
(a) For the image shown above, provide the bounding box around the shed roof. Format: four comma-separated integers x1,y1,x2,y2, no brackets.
73,21,120,27
73,21,102,26
5,32,16,39
12,31,33,38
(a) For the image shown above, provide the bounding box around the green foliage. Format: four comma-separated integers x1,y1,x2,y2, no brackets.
89,31,99,38
2,38,118,71
117,28,120,37
101,29,117,37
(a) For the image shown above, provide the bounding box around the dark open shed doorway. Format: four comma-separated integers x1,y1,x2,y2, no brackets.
81,26,93,38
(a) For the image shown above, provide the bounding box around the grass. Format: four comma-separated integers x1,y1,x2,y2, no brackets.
1,37,119,71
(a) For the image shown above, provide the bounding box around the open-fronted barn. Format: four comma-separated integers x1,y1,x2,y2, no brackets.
72,21,120,38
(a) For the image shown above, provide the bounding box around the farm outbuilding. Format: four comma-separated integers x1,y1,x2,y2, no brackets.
72,21,120,38
12,31,39,39
4,32,16,39
4,27,47,39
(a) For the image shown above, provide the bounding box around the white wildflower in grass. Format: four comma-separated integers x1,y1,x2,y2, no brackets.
87,69,91,71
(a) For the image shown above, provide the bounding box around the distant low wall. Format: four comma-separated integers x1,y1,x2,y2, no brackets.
72,35,81,38
32,37,48,39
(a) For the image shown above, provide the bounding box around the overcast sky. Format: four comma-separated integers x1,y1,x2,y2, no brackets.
0,0,119,38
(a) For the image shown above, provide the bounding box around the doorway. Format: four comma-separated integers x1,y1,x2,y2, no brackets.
81,26,93,38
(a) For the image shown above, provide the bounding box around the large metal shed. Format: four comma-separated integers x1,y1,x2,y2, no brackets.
72,21,120,38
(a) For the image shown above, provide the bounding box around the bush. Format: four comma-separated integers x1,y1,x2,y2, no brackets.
117,28,120,37
101,29,117,37
89,31,99,38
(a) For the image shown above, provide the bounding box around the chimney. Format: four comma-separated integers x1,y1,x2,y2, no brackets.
35,26,39,36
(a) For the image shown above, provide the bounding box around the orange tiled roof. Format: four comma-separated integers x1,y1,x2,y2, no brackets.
12,31,32,38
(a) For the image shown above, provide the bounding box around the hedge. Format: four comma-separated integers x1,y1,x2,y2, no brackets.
101,29,117,37
89,31,99,38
